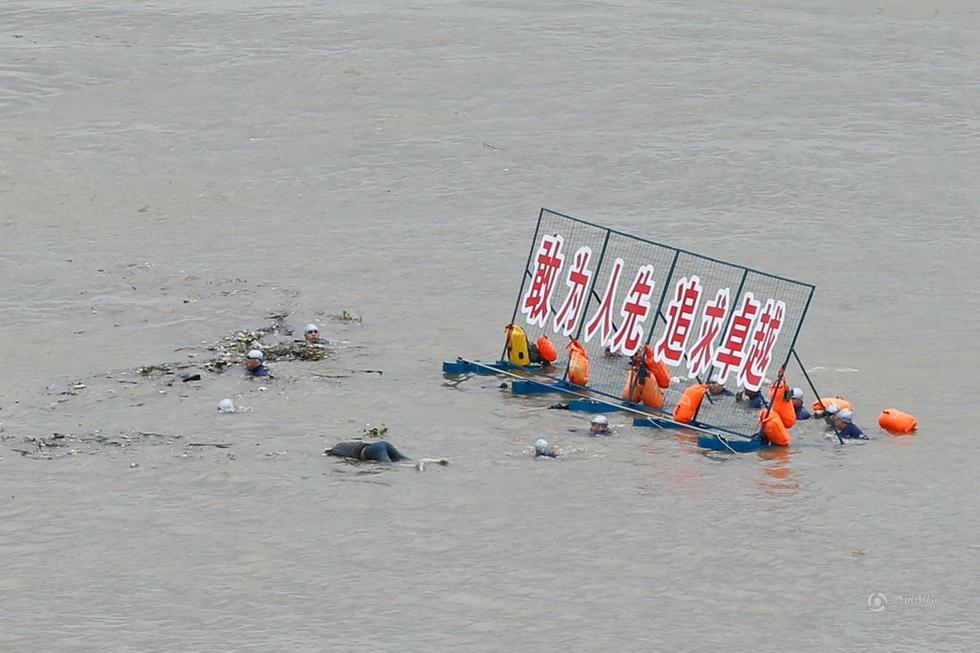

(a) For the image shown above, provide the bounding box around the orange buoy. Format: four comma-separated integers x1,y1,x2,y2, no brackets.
640,377,665,409
622,368,665,409
535,335,558,364
812,396,852,413
567,338,589,386
674,384,707,424
760,410,791,446
768,380,797,429
641,346,671,389
879,408,917,434
651,359,671,389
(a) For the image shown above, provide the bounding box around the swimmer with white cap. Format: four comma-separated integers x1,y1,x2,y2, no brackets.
706,374,734,397
244,349,271,377
790,387,812,420
534,438,559,458
303,323,321,344
589,414,612,436
831,408,867,439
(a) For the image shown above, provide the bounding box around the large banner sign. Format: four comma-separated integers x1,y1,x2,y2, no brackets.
508,209,814,438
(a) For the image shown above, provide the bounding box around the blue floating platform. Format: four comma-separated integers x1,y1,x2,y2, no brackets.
567,399,623,413
697,434,773,453
442,358,552,375
511,379,564,395
632,416,681,429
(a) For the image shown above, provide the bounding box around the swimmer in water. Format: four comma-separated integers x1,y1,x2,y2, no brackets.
325,440,410,463
534,438,559,458
706,374,734,397
244,349,271,377
735,387,765,408
303,323,322,344
831,408,867,440
589,415,612,436
790,387,812,420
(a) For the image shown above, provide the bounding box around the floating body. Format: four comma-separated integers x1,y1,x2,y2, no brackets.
325,440,410,463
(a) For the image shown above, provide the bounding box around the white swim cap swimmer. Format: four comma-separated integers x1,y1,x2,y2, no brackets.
591,415,609,426
836,408,854,423
791,387,804,400
708,374,722,384
217,398,236,413
246,349,264,361
304,324,319,334
534,438,549,450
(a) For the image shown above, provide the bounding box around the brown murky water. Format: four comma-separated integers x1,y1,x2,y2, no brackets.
2,1,978,650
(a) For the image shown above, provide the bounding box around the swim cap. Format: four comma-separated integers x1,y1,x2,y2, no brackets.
836,408,854,423
791,387,804,400
217,398,235,413
534,438,549,450
304,324,319,334
246,349,264,361
708,374,722,384
591,415,609,426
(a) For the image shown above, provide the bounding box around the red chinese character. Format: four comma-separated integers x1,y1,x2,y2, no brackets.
609,264,657,356
521,234,565,328
583,257,624,346
552,246,593,336
686,288,730,379
653,275,703,367
711,292,760,383
738,298,786,391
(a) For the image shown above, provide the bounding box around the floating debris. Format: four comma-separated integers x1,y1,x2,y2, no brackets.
331,310,363,324
362,423,388,438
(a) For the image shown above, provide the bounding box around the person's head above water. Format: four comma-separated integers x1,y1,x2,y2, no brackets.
590,414,610,434
706,374,726,395
790,387,804,406
833,408,854,426
245,349,264,370
534,438,559,458
304,323,320,343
